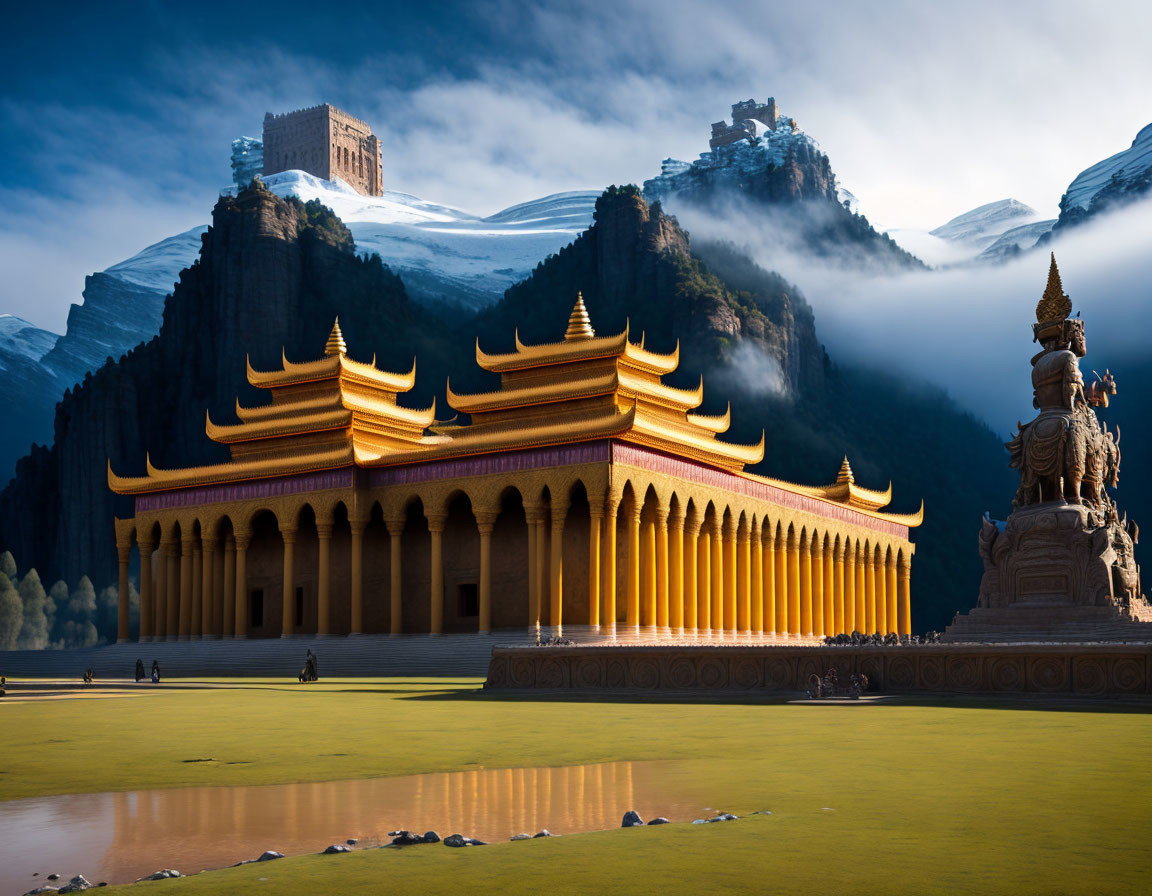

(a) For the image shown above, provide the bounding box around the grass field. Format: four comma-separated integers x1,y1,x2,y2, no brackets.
5,679,1151,895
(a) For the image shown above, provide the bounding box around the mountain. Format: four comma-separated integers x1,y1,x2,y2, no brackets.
0,315,57,369
976,219,1059,262
0,182,1011,630
642,99,924,271
929,198,1049,249
1050,122,1152,234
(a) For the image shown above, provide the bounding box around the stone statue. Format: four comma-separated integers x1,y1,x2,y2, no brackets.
947,255,1152,641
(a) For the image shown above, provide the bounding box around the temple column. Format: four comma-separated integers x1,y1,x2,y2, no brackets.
875,549,888,634
823,537,835,637
886,551,898,636
535,516,549,627
736,521,751,633
116,540,131,643
316,522,332,636
222,535,236,638
710,517,724,634
200,540,214,639
655,508,669,633
811,534,824,637
786,528,800,638
762,523,775,636
696,524,711,632
601,497,619,632
476,511,497,634
280,527,297,638
682,515,698,633
587,499,603,629
386,516,405,635
549,500,568,635
166,539,180,639
639,513,655,628
349,518,366,635
799,530,812,637
834,540,847,636
234,532,249,638
138,537,154,642
865,546,877,633
668,507,684,635
524,504,540,627
428,513,447,635
750,519,763,634
211,540,224,637
898,553,912,636
626,506,641,630
855,542,866,633
774,526,787,636
722,516,737,634
191,542,203,639
179,535,194,640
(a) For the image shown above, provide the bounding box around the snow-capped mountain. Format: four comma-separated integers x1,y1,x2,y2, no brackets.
929,199,1048,249
888,199,1054,267
0,314,58,371
976,218,1059,262
1052,122,1152,232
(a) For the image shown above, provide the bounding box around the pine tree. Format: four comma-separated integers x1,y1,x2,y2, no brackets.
0,571,21,649
17,569,50,650
0,550,15,579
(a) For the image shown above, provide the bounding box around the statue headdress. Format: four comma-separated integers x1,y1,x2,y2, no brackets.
1033,253,1073,343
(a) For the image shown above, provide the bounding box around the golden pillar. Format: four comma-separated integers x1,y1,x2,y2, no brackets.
281,527,297,638
655,509,670,631
138,537,154,642
750,519,763,633
428,513,447,635
525,504,540,627
886,551,898,636
233,532,249,638
222,535,236,638
786,527,800,637
775,525,787,635
179,535,194,641
639,513,655,627
875,548,888,635
763,523,776,635
116,540,131,643
737,521,751,633
668,508,684,633
834,539,848,636
855,542,866,633
550,501,567,633
626,506,641,630
349,519,366,635
682,516,698,632
588,500,603,628
898,553,912,636
476,512,497,633
823,537,835,636
200,540,214,638
710,517,724,634
799,529,812,637
865,545,877,633
316,522,332,636
722,516,737,634
601,497,619,631
191,543,203,639
696,525,710,631
811,533,824,637
536,517,549,626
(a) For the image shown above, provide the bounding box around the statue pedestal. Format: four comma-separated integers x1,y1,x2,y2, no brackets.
946,502,1152,642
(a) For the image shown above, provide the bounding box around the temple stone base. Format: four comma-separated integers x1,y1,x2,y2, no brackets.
485,644,1152,697
943,606,1152,643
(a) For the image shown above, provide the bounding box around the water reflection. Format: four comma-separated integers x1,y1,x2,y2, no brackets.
1,761,708,892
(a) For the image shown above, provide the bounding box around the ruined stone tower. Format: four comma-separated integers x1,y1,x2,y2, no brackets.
262,104,383,196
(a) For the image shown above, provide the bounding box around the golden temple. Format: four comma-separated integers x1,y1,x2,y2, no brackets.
108,298,922,643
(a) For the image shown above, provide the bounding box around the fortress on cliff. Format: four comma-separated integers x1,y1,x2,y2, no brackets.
261,104,383,196
709,98,780,149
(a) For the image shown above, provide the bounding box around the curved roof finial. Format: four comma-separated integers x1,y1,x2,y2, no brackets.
837,456,854,484
1036,253,1072,324
325,317,348,356
564,292,595,341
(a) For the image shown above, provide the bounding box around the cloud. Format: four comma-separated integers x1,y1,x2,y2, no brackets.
711,341,789,399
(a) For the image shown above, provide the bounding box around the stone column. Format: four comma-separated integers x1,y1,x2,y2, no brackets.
737,521,751,633
211,542,224,638
786,528,800,638
234,533,249,638
886,551,898,636
898,553,912,636
524,504,540,627
385,516,405,635
281,527,297,638
655,508,669,632
626,506,641,630
639,513,654,628
190,543,203,639
116,540,131,643
750,519,763,634
476,511,497,633
811,534,823,637
138,537,154,642
316,522,333,636
179,535,194,641
349,518,366,635
682,516,698,633
428,513,447,635
834,540,847,635
696,524,711,632
710,517,724,634
200,540,214,639
668,507,684,634
549,500,568,635
587,499,603,629
601,497,619,632
865,546,877,634
223,535,236,638
535,517,548,627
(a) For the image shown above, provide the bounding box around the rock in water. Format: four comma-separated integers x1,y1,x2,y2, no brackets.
255,851,283,862
321,845,351,854
622,810,644,827
647,817,671,825
390,831,425,846
443,834,486,847
137,870,182,881
510,833,532,841
422,831,441,843
533,830,553,838
57,877,93,894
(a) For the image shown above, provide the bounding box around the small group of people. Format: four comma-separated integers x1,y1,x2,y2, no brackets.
81,667,96,683
298,649,318,683
135,659,161,683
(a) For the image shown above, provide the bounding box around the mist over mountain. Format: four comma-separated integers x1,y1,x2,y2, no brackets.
1048,121,1152,236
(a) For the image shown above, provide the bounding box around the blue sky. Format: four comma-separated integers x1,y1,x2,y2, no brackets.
2,0,1151,331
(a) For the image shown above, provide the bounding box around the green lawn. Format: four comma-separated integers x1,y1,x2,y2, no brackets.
5,679,1151,894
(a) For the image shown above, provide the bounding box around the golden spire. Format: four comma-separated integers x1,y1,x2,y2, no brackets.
564,292,595,341
325,318,347,356
1036,253,1072,324
837,456,854,484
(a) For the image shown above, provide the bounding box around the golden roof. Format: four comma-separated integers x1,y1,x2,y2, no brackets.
1036,253,1072,324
